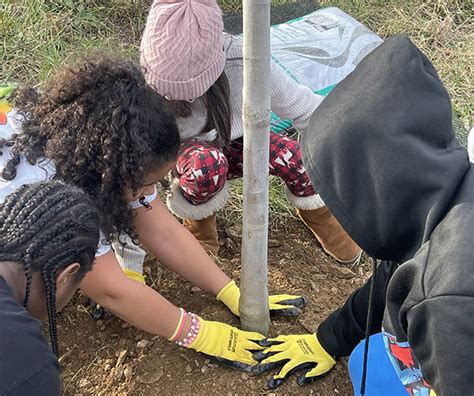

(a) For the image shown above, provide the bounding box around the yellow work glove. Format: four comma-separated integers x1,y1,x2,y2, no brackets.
123,269,145,283
186,317,265,371
255,333,336,389
216,280,306,317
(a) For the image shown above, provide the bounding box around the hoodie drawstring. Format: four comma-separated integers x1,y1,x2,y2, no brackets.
360,257,378,395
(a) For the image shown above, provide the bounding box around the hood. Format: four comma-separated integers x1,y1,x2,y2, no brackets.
302,34,470,263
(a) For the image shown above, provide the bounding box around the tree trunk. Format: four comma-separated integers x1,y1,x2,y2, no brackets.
239,0,271,335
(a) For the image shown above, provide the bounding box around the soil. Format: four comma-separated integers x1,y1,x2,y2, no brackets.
58,215,371,395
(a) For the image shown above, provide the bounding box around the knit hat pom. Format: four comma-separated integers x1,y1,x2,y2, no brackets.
140,0,226,101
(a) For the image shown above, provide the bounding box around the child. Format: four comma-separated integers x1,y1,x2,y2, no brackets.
0,181,100,394
0,56,304,372
256,35,474,395
140,0,361,264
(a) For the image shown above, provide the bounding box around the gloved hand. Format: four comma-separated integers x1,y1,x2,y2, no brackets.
186,317,265,371
216,280,306,317
255,333,336,389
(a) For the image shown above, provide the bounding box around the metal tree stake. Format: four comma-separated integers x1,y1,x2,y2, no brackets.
239,0,271,335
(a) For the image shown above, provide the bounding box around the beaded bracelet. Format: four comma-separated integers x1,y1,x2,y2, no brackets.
176,312,201,347
168,308,186,342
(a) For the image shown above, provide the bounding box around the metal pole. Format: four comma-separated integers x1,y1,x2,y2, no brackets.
239,0,271,335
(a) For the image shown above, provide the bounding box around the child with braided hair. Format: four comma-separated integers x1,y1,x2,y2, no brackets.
0,181,100,395
0,55,304,374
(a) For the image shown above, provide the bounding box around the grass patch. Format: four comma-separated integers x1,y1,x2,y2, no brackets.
220,177,297,228
1,0,151,86
2,0,470,124
321,0,473,127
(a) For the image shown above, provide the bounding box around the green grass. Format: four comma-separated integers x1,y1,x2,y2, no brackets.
2,0,471,124
1,0,151,86
321,0,473,127
1,0,472,223
2,0,471,121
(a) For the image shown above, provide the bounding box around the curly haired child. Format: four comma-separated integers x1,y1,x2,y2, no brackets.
0,181,100,394
0,56,305,372
140,0,361,264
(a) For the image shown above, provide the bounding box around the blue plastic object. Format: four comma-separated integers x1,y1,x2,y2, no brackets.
348,333,408,396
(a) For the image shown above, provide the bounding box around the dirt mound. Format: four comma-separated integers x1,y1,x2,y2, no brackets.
59,216,370,395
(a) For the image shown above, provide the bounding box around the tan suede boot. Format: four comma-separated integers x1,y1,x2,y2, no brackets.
297,207,362,264
183,214,220,256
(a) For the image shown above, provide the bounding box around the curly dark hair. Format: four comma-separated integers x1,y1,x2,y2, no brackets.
0,181,100,355
0,54,180,240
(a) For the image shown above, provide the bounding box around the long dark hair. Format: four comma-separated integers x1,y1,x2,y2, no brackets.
0,181,100,355
0,54,180,241
168,72,232,148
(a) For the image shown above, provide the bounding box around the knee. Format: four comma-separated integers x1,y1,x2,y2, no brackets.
176,143,228,204
269,135,304,170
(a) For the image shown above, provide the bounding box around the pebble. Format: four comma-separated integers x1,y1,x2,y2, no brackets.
331,287,339,294
124,365,134,379
185,364,193,373
240,373,249,380
137,369,164,384
121,322,132,329
334,265,356,279
137,339,152,349
116,349,128,367
191,286,201,292
115,365,124,380
310,280,320,293
200,365,208,374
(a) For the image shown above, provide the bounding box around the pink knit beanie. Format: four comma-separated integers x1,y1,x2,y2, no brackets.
140,0,226,101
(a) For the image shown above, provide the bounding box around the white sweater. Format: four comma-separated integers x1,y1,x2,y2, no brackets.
176,35,324,142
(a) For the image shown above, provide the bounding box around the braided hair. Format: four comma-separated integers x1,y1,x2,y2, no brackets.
0,181,100,356
0,54,180,242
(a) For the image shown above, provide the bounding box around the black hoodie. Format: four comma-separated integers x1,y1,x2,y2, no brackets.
301,34,474,395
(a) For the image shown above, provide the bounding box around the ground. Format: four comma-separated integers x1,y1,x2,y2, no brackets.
2,1,471,395
58,214,371,395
